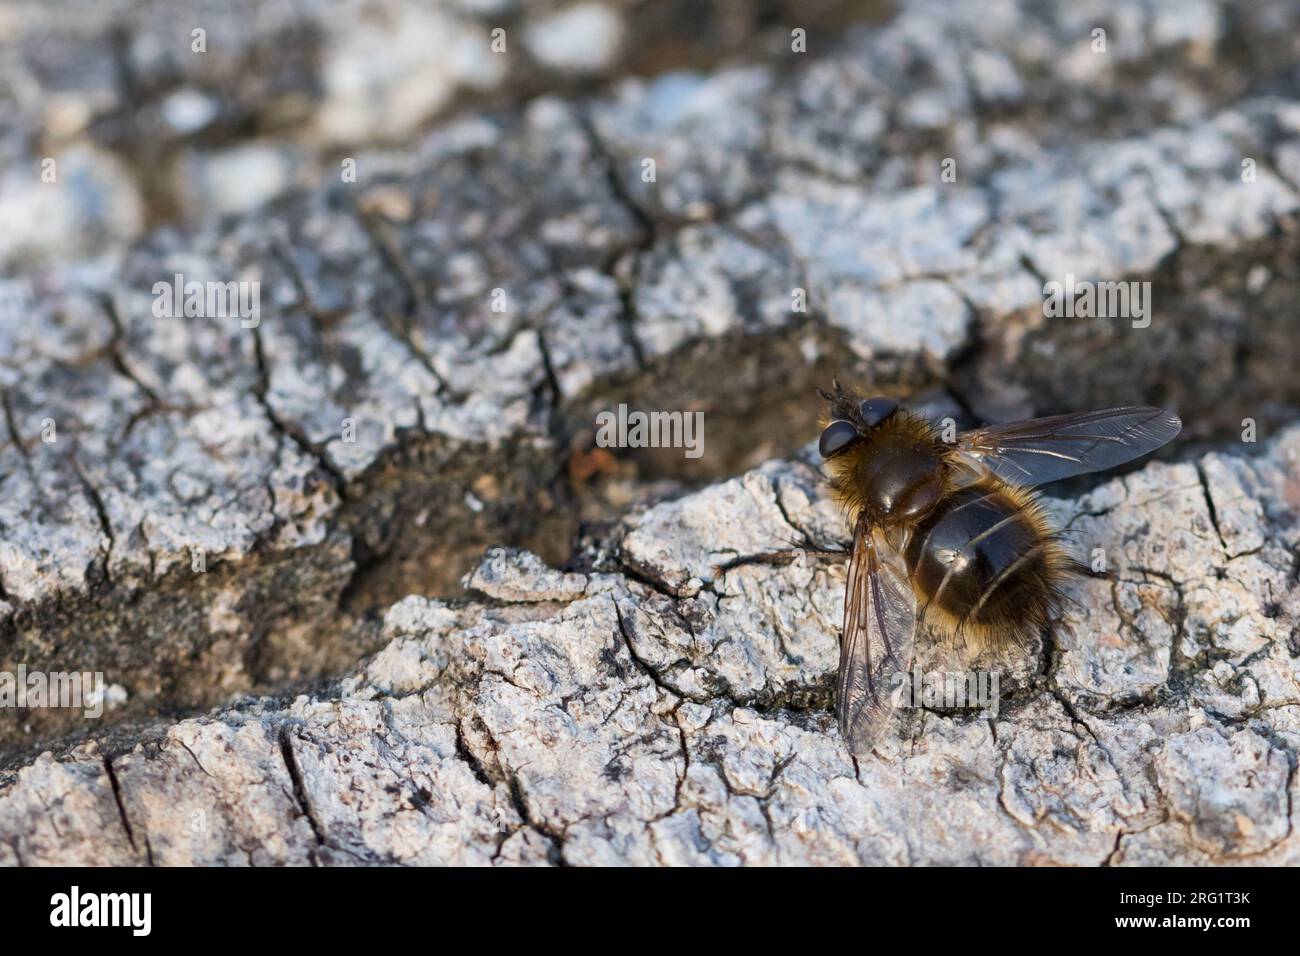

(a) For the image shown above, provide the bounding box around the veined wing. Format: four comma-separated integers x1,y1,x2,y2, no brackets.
837,516,917,754
955,406,1181,487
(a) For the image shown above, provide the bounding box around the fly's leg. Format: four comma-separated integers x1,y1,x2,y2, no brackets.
713,537,849,576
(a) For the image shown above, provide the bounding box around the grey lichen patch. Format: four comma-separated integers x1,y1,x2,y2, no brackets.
3,0,877,262
1150,725,1291,859
464,547,588,604
110,717,318,866
0,747,140,866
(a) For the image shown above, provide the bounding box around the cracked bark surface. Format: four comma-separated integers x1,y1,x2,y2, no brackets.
3,431,1299,865
3,0,1300,862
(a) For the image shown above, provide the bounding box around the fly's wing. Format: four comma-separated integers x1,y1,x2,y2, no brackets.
955,406,1181,487
837,517,917,754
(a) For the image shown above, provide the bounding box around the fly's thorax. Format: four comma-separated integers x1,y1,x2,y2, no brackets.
828,411,950,527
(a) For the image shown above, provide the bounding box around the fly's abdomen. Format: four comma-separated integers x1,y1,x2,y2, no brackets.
903,483,1060,642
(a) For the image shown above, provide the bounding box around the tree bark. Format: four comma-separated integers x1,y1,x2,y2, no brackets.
2,0,1299,864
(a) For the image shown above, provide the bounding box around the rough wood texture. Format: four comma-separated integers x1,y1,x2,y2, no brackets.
3,432,1299,865
2,0,1300,863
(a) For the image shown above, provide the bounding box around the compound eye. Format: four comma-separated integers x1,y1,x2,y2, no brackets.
818,419,859,459
859,397,898,427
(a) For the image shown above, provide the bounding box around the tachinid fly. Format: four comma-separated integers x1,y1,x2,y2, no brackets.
815,380,1181,754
